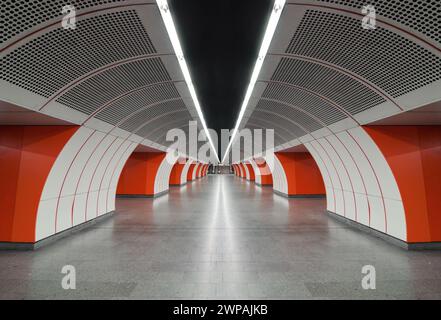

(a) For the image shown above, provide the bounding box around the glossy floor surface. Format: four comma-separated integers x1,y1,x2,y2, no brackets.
1,175,441,299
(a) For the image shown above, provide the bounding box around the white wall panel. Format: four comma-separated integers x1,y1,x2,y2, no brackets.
302,127,406,240
192,163,200,180
35,130,140,241
154,152,179,195
304,142,335,212
349,127,402,201
76,134,114,195
39,127,94,201
98,140,133,216
250,160,261,185
242,163,250,180
35,198,57,241
107,142,138,212
318,138,354,219
268,154,288,195
310,140,344,215
384,198,407,241
181,159,193,184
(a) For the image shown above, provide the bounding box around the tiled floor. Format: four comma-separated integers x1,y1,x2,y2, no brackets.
1,175,441,299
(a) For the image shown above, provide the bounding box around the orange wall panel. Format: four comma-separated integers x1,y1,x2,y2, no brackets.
169,159,186,185
255,159,273,186
245,163,255,181
365,126,441,243
197,164,203,178
187,163,197,181
0,126,78,242
117,152,166,196
0,127,24,241
276,152,325,195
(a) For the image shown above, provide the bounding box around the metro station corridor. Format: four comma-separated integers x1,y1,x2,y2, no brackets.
1,0,441,302
1,175,441,300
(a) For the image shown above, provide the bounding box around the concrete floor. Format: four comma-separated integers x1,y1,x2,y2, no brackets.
1,175,441,300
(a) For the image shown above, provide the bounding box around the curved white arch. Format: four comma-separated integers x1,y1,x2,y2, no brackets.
36,127,138,241
303,127,406,241
242,163,250,180
154,152,180,195
192,163,200,180
249,159,261,185
180,159,193,185
264,154,288,195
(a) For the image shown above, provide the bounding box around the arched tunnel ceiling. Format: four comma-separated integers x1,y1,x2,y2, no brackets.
1,0,441,159
239,0,441,154
0,0,203,152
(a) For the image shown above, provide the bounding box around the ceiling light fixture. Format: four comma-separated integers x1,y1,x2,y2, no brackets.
221,0,286,164
157,0,220,163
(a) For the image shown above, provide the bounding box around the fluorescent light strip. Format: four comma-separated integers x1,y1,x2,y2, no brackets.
157,0,220,163
221,0,285,164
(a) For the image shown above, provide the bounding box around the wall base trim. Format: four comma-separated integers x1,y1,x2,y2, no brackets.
0,211,115,251
274,190,326,198
117,190,169,198
255,182,273,187
327,211,441,250
170,182,187,187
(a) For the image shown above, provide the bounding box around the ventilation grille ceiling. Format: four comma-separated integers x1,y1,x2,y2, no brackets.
272,58,386,115
248,117,293,142
56,58,171,115
286,10,441,98
317,0,441,43
262,82,347,126
95,82,180,125
1,10,156,98
250,110,307,138
245,124,287,147
119,99,187,132
255,99,323,132
1,0,124,44
137,113,192,141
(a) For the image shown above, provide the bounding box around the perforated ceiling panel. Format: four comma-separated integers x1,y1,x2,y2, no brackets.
118,99,187,132
250,110,307,137
1,1,201,154
255,99,323,132
150,120,192,143
247,117,295,142
56,58,170,115
286,10,441,98
262,82,347,125
156,125,191,146
1,10,156,98
95,82,180,125
1,0,126,44
246,124,287,147
272,58,386,115
136,113,193,141
317,0,441,43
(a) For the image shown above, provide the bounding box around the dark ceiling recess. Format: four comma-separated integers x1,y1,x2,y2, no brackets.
169,0,274,147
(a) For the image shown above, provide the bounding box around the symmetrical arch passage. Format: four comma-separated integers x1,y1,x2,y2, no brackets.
0,2,216,245
235,124,440,244
232,0,441,246
0,123,212,244
0,0,440,250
